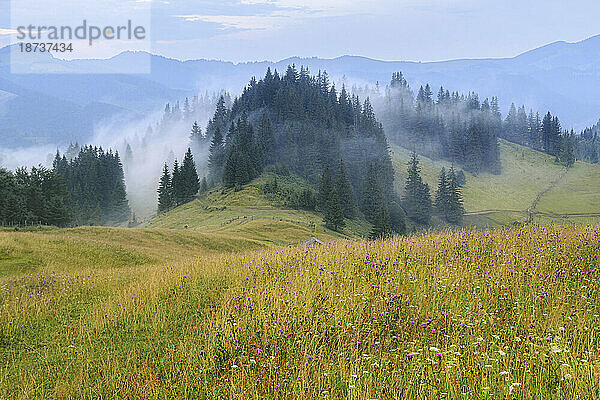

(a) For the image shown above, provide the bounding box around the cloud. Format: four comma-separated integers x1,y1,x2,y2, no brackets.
0,28,18,35
173,0,378,32
175,12,299,31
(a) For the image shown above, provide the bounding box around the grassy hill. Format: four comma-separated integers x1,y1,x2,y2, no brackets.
0,226,267,278
391,139,600,227
143,139,600,240
147,174,372,245
2,224,599,399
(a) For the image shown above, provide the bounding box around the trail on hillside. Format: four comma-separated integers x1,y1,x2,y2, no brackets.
526,168,568,224
464,168,572,224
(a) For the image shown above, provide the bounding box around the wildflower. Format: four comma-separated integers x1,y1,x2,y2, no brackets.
510,382,521,394
407,353,418,359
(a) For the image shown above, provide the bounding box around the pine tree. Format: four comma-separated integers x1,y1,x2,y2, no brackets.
171,159,185,205
360,163,385,223
208,127,225,181
445,167,465,224
124,143,133,164
223,150,237,189
190,121,203,148
335,159,355,218
318,166,333,212
558,131,576,167
402,152,431,224
434,167,449,218
324,187,345,232
370,204,391,239
183,97,192,120
109,151,131,223
200,176,208,193
542,112,562,156
181,148,200,200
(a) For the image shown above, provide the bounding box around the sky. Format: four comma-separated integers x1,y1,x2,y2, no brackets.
0,0,599,62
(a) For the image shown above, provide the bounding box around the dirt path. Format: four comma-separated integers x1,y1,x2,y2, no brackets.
526,168,568,223
464,168,570,224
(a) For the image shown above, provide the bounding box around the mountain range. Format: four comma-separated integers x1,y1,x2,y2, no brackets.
1,34,599,148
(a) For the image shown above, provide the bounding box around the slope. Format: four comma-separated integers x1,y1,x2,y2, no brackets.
391,139,600,227
147,174,372,245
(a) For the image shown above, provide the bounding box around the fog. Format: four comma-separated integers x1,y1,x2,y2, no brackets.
0,92,226,222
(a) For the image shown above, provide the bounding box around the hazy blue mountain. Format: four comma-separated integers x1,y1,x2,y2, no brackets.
1,35,599,148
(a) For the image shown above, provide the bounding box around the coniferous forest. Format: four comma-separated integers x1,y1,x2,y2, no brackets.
379,72,502,174
157,148,201,213
378,72,583,173
205,65,406,233
52,146,130,226
4,67,598,232
0,166,70,227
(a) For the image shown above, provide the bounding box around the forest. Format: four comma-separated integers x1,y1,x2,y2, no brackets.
52,146,130,226
0,166,70,227
377,72,579,172
201,65,406,234
2,66,597,232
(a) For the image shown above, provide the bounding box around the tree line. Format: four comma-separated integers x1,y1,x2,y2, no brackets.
157,148,205,213
379,72,502,174
53,146,130,226
379,71,582,171
0,166,70,227
503,106,576,167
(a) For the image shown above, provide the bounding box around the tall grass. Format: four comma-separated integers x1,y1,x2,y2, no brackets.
1,225,599,399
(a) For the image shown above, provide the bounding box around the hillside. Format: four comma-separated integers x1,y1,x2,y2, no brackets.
392,139,600,227
145,138,600,236
0,226,266,278
148,174,372,245
2,224,599,398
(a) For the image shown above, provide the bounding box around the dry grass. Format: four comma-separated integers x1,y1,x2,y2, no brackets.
1,224,599,399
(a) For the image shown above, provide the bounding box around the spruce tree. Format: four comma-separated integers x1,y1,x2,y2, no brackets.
324,187,345,232
318,166,333,212
171,159,184,206
181,148,200,200
446,167,465,224
434,167,449,218
208,126,225,181
402,152,431,224
370,204,391,239
335,159,355,218
360,163,385,223
157,163,173,213
190,121,203,148
223,149,237,189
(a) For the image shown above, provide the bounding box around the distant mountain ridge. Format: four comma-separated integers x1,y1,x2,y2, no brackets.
1,35,599,148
